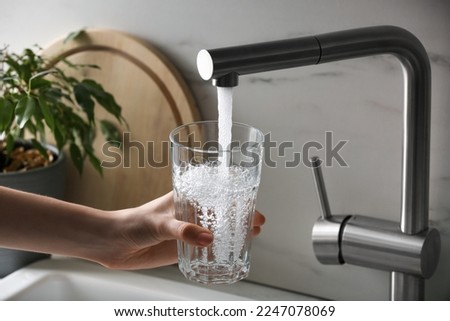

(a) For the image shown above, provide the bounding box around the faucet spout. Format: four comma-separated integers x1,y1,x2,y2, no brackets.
197,35,320,86
197,25,438,300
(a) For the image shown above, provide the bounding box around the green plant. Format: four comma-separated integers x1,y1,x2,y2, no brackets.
0,34,124,175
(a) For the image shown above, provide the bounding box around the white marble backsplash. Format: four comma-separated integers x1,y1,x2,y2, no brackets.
1,0,449,300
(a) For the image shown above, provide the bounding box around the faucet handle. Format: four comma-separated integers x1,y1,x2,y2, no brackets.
311,156,332,220
310,156,348,265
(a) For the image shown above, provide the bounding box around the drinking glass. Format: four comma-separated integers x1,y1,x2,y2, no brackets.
170,121,264,284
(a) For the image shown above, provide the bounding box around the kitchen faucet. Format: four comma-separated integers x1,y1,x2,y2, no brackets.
196,25,440,300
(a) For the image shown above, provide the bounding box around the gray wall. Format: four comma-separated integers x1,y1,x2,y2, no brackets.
2,0,449,300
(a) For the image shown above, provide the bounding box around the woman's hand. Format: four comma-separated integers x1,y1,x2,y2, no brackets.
0,186,265,270
95,192,265,270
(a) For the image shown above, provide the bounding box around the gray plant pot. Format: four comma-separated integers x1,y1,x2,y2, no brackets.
0,143,65,278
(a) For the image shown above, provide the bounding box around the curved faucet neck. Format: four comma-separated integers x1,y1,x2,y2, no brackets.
197,26,432,300
316,26,431,235
198,25,431,235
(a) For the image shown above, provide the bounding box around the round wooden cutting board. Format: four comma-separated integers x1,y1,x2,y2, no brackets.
43,30,200,210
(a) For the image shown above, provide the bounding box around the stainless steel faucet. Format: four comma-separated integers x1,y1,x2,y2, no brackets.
196,25,440,300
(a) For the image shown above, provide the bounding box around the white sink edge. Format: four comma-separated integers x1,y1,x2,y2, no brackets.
0,257,318,301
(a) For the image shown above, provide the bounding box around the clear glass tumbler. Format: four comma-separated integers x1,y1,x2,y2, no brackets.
170,121,264,284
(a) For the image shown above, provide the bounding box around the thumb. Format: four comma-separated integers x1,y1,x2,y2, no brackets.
159,220,213,247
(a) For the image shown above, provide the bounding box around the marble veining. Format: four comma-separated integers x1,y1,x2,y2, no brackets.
310,71,346,78
429,52,450,69
247,76,301,84
364,99,402,114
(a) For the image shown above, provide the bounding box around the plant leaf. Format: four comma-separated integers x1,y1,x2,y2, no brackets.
0,98,14,132
80,79,123,122
15,96,36,128
25,120,37,136
54,123,65,150
80,125,96,152
70,143,83,175
29,69,57,82
64,29,86,44
34,115,46,142
74,83,95,123
62,58,100,70
4,55,22,77
86,149,103,176
38,96,55,131
29,70,56,91
100,119,122,147
31,138,49,160
30,77,52,90
6,133,15,155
